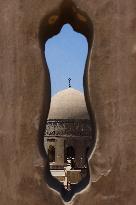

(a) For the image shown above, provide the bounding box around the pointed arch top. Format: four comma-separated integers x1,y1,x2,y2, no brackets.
39,0,93,48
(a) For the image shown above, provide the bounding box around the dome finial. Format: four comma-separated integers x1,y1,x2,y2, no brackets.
68,78,71,88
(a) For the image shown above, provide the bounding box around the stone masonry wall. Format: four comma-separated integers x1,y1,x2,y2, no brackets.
0,0,136,204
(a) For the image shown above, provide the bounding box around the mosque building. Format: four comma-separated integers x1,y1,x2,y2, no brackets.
44,87,93,190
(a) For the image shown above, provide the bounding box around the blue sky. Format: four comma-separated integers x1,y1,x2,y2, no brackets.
45,24,88,96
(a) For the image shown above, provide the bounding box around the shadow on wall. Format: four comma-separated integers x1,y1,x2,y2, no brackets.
38,0,96,202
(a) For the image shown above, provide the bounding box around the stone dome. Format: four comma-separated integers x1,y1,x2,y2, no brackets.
48,88,89,119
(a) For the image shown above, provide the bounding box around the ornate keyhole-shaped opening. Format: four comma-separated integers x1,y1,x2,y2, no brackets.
39,0,95,202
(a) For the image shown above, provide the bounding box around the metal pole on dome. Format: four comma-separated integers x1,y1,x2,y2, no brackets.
68,78,71,88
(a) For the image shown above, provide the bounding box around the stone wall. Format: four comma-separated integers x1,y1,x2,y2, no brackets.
0,0,136,204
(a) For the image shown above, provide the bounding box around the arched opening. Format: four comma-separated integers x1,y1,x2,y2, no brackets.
66,146,75,159
39,0,96,202
66,146,75,169
48,145,55,162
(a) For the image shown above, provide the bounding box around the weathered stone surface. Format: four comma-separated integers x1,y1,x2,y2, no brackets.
0,0,136,204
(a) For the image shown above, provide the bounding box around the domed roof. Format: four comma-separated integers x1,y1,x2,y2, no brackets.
48,88,89,119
